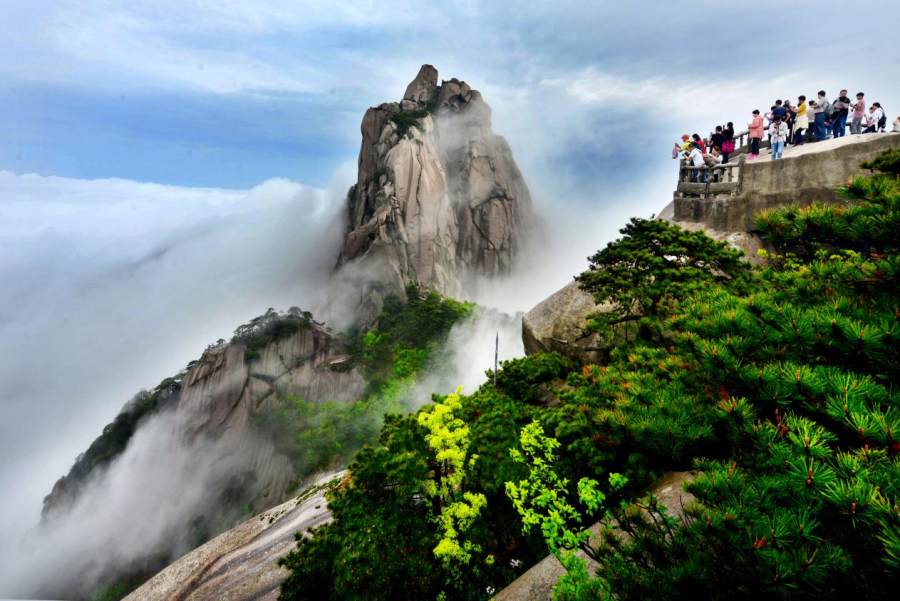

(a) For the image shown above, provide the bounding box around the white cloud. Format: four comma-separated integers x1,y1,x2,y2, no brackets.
0,166,353,562
3,1,458,96
1,410,267,597
541,64,900,140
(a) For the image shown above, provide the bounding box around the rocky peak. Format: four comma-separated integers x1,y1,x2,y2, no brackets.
336,65,535,320
402,63,438,107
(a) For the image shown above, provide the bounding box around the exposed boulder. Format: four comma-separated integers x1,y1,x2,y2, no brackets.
522,280,611,365
672,221,767,265
337,65,536,320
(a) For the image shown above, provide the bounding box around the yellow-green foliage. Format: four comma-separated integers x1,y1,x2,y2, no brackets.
419,388,488,569
506,421,625,554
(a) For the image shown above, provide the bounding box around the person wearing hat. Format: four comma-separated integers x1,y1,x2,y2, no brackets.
673,134,692,159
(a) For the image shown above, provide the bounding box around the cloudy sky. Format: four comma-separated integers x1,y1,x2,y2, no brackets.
2,0,899,562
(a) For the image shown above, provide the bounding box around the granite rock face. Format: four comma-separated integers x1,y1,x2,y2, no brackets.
522,280,615,365
43,322,364,525
40,65,534,600
337,64,535,319
124,473,342,601
174,324,365,507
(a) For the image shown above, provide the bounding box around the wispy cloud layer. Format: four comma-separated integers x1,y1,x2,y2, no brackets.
0,167,351,547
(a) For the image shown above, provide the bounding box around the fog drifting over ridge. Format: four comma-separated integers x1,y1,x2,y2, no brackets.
0,148,652,596
0,94,713,582
0,168,351,555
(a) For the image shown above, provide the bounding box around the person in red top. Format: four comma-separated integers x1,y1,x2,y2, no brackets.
691,133,707,154
748,110,764,160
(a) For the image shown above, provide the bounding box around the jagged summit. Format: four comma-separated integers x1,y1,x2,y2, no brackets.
402,64,438,105
336,64,535,319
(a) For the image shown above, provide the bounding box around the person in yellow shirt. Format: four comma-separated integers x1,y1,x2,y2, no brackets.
793,95,808,146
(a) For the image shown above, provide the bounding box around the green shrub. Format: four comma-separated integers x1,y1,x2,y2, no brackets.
390,108,430,136
491,352,575,404
232,307,314,362
90,581,135,601
254,286,476,495
861,147,900,176
578,218,750,334
42,373,183,518
549,171,900,600
348,284,474,391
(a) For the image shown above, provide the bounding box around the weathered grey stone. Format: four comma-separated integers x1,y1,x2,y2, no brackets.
175,325,365,508
403,63,438,105
522,280,611,364
124,473,342,601
436,77,472,109
337,65,535,315
673,221,767,265
494,472,696,601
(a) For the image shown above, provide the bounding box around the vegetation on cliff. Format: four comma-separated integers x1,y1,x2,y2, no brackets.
232,306,316,361
254,286,474,486
51,286,473,601
280,156,900,600
41,374,183,519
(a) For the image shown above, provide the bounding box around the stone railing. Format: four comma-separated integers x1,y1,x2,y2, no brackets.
675,159,742,199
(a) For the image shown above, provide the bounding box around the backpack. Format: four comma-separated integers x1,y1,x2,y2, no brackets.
878,110,887,130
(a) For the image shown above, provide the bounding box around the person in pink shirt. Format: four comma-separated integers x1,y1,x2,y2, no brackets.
748,109,764,160
851,92,866,134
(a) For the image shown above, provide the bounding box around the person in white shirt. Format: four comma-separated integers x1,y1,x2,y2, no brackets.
893,116,900,133
864,106,879,133
689,143,706,182
870,103,885,132
704,147,725,181
770,117,789,160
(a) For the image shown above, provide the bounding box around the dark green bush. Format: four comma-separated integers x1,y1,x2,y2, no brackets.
232,307,314,362
390,108,430,136
491,352,575,404
861,147,900,176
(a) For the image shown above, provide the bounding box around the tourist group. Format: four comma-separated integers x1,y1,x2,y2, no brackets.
675,90,900,181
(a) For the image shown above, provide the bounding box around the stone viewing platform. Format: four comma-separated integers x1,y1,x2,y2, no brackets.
673,132,900,232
